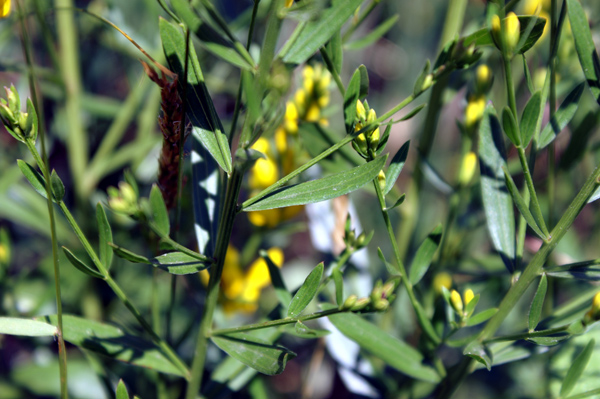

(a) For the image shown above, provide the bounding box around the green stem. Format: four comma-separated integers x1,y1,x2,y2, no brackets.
147,221,211,262
483,324,570,344
517,146,549,237
211,308,343,336
186,169,244,399
371,167,440,345
319,47,345,97
56,201,189,378
156,0,181,23
548,0,558,229
228,0,260,144
241,94,416,210
18,1,68,395
55,0,87,200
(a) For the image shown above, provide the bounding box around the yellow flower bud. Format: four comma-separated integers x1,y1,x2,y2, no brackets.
354,133,368,154
377,170,386,191
285,101,298,122
119,182,137,204
475,65,493,94
285,0,293,7
433,272,452,295
0,244,8,264
350,297,371,311
367,108,377,123
342,294,358,310
373,298,389,311
318,93,330,108
369,127,380,151
464,289,475,306
505,12,521,54
249,158,278,189
458,152,477,186
465,95,486,131
450,289,463,313
305,104,320,122
356,100,366,121
491,15,502,48
0,0,10,18
593,291,600,315
294,89,306,111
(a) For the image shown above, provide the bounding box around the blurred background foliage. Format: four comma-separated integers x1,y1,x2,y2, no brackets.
2,0,600,398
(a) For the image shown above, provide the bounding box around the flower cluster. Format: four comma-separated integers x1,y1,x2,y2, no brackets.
200,246,284,314
0,86,37,143
107,182,140,217
352,99,380,158
247,64,331,227
341,279,397,313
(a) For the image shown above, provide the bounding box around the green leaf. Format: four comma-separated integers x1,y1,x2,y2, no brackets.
567,0,600,105
358,64,369,100
386,194,406,211
262,250,292,310
527,335,571,346
413,59,431,96
116,380,129,399
465,294,480,317
398,104,426,121
502,107,521,147
25,98,38,142
160,18,232,174
36,314,185,376
464,341,493,371
520,90,542,147
344,68,361,133
17,159,49,201
332,269,343,307
282,0,366,64
528,274,548,331
150,184,170,237
378,247,400,275
502,168,547,239
243,155,387,211
290,321,331,339
326,30,343,74
466,308,498,327
325,305,440,382
211,333,296,375
62,246,105,279
287,262,324,317
561,339,595,397
0,317,57,337
538,82,586,149
152,252,210,275
344,15,399,51
409,223,442,285
546,268,600,280
384,141,409,195
522,55,535,94
479,106,515,272
171,0,254,70
110,243,151,264
462,16,546,55
96,203,113,270
50,170,64,201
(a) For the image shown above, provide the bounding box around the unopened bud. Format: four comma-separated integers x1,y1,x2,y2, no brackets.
382,281,395,298
475,65,493,94
505,12,520,55
370,281,384,302
356,100,366,121
421,74,434,92
369,127,380,151
458,152,477,186
463,289,474,306
373,298,389,311
433,272,452,295
342,294,358,310
377,170,386,191
119,182,137,204
350,297,371,311
450,289,463,314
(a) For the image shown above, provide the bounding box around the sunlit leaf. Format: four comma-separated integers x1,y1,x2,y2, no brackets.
96,203,114,270
287,263,324,317
0,317,57,337
464,341,492,371
529,274,548,331
150,184,170,237
384,141,409,195
62,247,105,279
561,339,595,397
538,82,586,149
409,223,442,285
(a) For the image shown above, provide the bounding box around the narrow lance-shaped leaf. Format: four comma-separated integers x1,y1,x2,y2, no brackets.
50,170,65,201
17,159,49,201
502,168,547,240
502,107,521,147
96,203,113,270
325,304,440,382
152,252,211,275
464,341,493,371
160,18,232,174
243,155,387,212
466,308,498,327
344,68,361,133
560,339,595,397
528,273,548,331
292,321,331,339
0,317,57,337
344,14,399,51
150,184,170,237
522,55,535,94
567,0,600,105
358,64,369,99
325,30,343,75
281,0,366,65
262,250,293,310
538,82,586,149
409,224,442,285
378,247,400,275
36,314,185,376
384,141,409,195
287,263,324,317
211,334,296,375
479,106,515,272
62,246,105,279
116,380,130,399
520,90,542,148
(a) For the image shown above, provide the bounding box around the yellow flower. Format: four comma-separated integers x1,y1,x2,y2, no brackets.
283,102,298,134
0,0,10,18
248,138,278,190
201,246,284,314
433,272,452,295
465,95,486,131
505,12,521,55
450,289,463,313
475,65,493,94
285,0,294,8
